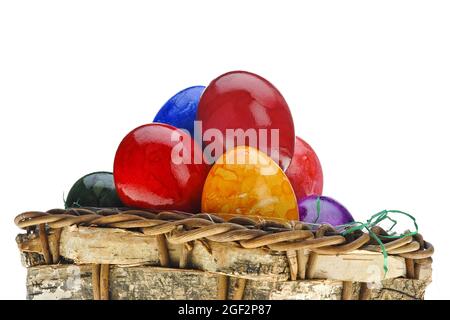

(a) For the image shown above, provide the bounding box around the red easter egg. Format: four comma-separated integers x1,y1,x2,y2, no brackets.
113,123,208,212
196,71,295,171
285,137,323,201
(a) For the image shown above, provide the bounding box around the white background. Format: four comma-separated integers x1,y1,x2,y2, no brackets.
1,0,449,300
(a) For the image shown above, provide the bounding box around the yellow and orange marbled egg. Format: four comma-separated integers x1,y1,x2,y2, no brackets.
201,146,298,220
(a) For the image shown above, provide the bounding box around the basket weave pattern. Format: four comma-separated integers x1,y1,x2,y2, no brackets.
15,208,434,300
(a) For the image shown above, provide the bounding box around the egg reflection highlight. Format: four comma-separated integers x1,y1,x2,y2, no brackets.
201,146,298,220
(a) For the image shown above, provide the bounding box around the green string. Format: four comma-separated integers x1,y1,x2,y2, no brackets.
314,196,321,224
338,209,419,276
307,197,418,275
65,198,82,209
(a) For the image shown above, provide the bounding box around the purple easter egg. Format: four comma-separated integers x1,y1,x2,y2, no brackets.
298,195,354,226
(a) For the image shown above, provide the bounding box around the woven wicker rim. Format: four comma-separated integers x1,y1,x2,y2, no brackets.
14,207,433,259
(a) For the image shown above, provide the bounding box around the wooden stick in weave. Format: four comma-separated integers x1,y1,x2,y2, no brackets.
286,250,298,280
341,281,353,300
232,278,247,300
359,283,372,300
91,264,101,300
51,228,62,264
405,258,415,279
179,242,193,269
306,252,318,279
156,234,170,267
38,224,52,264
296,249,307,280
217,275,228,300
100,264,110,300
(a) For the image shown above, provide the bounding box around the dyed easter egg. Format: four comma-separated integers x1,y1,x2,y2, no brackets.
201,146,298,220
298,195,354,226
65,172,123,208
153,86,205,137
113,123,208,212
196,71,295,171
285,137,323,201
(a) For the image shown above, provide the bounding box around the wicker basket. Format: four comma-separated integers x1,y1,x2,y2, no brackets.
14,208,434,300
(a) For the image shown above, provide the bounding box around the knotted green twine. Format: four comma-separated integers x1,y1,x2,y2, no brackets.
339,210,419,276
311,197,419,276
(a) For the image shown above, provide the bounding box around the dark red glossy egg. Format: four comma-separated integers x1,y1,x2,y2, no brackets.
196,71,295,171
285,136,323,201
113,123,208,212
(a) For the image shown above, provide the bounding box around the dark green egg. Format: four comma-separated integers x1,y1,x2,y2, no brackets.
65,171,123,208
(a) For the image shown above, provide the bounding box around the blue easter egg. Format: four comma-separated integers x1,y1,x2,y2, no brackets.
153,86,205,136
